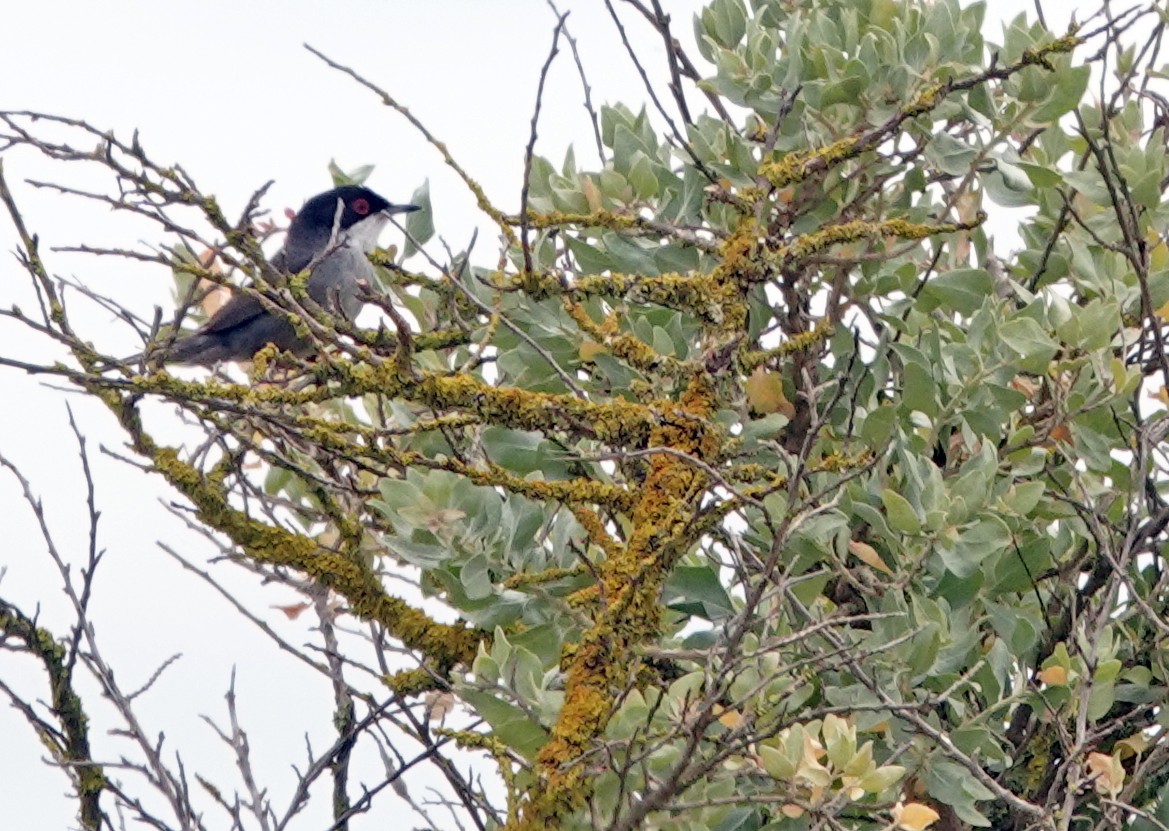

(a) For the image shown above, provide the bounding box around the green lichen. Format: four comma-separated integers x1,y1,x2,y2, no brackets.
514,376,718,831
740,320,833,372
148,445,486,670
522,210,643,231
504,565,588,590
0,605,105,828
385,667,447,696
776,216,983,262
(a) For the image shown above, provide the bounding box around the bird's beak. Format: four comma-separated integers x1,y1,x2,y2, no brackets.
385,203,421,215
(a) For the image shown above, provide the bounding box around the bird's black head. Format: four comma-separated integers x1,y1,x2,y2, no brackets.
279,186,420,268
294,186,396,233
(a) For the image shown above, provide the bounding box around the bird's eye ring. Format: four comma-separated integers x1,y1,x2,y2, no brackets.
352,198,370,216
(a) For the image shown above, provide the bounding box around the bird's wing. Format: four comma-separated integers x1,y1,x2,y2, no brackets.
278,242,315,275
269,248,291,272
193,232,324,335
277,219,331,275
199,291,268,334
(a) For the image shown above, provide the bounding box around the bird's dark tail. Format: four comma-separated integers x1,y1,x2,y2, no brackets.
116,333,224,368
162,333,227,366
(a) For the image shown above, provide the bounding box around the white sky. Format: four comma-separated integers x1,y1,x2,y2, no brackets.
0,1,1086,828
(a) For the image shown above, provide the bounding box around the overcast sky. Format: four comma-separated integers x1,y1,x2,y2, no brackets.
0,1,1085,828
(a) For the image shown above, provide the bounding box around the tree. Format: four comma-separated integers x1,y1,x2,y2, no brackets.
2,0,1168,829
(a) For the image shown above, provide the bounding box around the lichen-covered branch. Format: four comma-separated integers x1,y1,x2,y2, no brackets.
0,598,105,830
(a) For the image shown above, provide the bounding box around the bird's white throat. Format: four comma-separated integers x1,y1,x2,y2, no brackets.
343,212,391,252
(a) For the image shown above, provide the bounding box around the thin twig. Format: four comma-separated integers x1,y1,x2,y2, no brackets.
521,12,569,274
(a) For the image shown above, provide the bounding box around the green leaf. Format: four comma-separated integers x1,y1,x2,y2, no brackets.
403,179,434,259
480,427,576,478
937,516,1011,578
328,159,375,186
1018,161,1063,187
663,565,735,621
651,325,675,357
565,235,615,274
983,161,1036,207
461,553,493,600
882,488,922,535
1088,658,1123,720
758,744,796,779
922,758,993,827
458,689,549,759
861,404,896,449
902,361,939,417
1056,298,1120,352
928,133,979,175
995,158,1033,191
1004,481,1045,516
998,317,1059,371
628,153,660,198
842,739,874,777
264,465,293,495
703,0,748,48
821,75,867,109
654,244,700,273
1031,65,1089,123
604,232,659,274
712,807,762,831
920,269,993,315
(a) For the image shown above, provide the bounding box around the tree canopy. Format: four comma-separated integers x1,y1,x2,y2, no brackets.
4,1,1169,830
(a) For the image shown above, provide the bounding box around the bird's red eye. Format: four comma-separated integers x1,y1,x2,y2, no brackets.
352,198,370,216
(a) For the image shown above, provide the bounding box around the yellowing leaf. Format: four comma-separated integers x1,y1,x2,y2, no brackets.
797,732,832,788
272,602,310,620
1087,751,1125,797
1116,734,1149,758
582,176,603,212
1151,243,1169,273
841,777,867,800
198,280,232,317
1047,423,1072,446
848,539,892,574
579,339,607,362
857,764,906,794
842,740,875,777
948,431,971,459
425,691,455,723
780,804,805,818
1038,665,1068,686
822,713,856,769
892,801,941,831
802,730,826,761
1156,298,1169,323
1110,358,1134,395
746,367,793,416
718,707,744,729
822,713,850,741
1010,375,1041,398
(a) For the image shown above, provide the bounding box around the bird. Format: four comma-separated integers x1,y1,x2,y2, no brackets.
158,186,418,365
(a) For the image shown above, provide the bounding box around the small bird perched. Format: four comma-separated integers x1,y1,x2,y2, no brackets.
160,186,418,365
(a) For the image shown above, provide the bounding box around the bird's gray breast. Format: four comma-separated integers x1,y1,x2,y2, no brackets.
306,243,371,322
